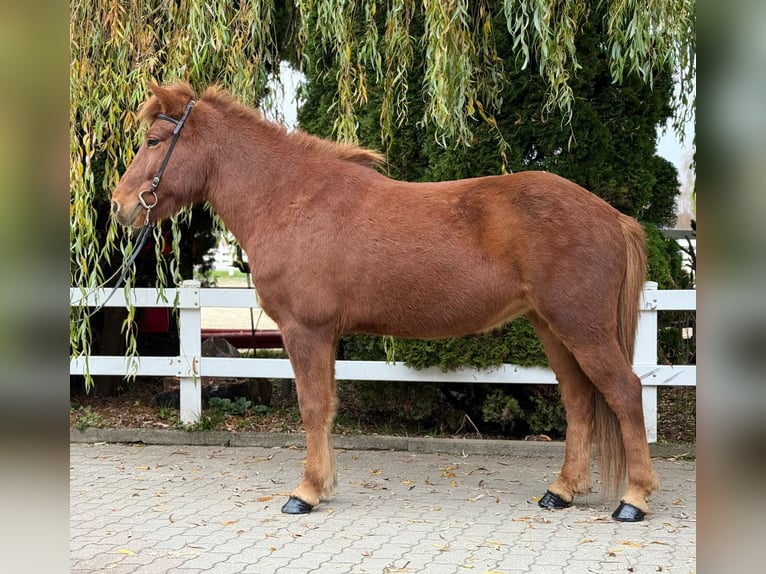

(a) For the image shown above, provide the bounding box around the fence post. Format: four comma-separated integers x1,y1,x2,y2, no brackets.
635,281,659,443
178,280,202,424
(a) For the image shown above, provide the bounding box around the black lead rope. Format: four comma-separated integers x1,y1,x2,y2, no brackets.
73,99,197,319
77,224,154,319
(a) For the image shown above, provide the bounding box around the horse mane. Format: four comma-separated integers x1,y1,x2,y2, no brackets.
140,83,384,169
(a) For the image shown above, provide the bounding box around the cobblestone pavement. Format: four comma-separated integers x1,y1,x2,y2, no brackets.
70,443,696,573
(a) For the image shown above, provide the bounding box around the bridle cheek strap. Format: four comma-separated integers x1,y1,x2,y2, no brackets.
142,98,197,216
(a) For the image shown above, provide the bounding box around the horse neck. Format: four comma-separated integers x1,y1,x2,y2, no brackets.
203,119,296,244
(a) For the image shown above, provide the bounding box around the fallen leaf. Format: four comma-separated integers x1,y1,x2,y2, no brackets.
618,540,645,548
580,538,596,544
371,469,382,475
257,496,273,502
116,548,135,555
222,520,238,526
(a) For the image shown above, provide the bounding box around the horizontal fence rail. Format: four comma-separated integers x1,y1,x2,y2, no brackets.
70,281,696,442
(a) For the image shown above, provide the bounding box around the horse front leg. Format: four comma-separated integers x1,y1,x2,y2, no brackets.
279,324,339,514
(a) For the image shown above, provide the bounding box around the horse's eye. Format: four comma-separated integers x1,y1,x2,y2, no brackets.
147,138,160,147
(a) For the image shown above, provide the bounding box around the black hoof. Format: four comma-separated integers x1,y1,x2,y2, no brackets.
538,491,572,509
611,501,646,522
281,496,314,514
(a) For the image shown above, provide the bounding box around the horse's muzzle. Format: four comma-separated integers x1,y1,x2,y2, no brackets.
111,199,145,228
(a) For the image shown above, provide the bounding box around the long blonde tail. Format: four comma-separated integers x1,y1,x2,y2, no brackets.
593,215,647,496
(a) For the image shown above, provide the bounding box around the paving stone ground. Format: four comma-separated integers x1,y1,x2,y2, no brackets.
70,443,696,573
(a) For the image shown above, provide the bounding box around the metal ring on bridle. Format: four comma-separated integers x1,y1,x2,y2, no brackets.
138,189,158,210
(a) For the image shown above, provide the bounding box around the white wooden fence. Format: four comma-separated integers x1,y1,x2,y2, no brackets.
70,281,696,442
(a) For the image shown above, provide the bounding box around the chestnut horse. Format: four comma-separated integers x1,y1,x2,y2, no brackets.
111,83,658,521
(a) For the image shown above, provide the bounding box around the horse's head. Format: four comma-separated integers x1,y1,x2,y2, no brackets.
111,83,206,228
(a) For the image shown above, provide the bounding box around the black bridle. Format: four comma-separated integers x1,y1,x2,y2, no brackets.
75,99,196,317
137,99,197,220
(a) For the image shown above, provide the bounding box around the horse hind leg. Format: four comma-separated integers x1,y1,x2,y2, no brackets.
279,324,339,514
568,339,659,521
527,312,596,509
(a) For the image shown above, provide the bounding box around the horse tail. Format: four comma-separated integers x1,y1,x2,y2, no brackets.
593,214,647,496
616,215,647,362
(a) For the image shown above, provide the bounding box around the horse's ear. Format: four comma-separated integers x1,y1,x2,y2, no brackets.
147,83,174,113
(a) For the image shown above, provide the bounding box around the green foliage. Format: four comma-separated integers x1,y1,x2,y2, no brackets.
182,414,220,432
645,225,694,290
72,405,105,431
208,396,253,417
340,318,546,372
526,389,567,436
342,381,443,422
481,389,523,431
481,386,566,436
397,318,546,371
157,407,177,422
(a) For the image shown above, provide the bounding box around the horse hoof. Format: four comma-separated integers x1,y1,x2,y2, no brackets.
281,496,314,514
611,501,646,522
538,491,571,509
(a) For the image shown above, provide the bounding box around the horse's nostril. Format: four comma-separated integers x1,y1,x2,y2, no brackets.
111,200,120,215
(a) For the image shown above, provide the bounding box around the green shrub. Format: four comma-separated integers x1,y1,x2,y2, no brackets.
481,389,523,431
340,381,443,422
339,316,547,372
526,388,567,436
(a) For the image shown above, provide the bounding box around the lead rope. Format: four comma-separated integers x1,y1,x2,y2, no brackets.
72,218,153,319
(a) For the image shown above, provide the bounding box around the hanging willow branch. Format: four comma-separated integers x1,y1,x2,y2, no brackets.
70,0,695,372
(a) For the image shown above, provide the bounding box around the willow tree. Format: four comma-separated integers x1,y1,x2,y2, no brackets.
70,1,695,367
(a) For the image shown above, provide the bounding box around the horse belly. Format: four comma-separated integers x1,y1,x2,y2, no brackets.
344,266,529,339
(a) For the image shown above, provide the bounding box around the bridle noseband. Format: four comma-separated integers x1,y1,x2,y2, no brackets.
139,98,197,220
